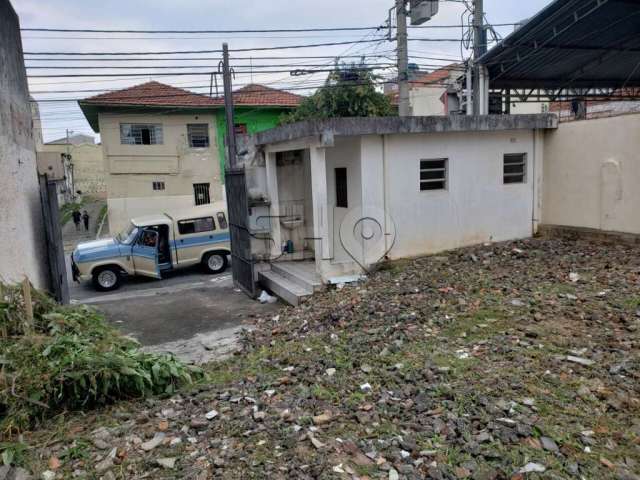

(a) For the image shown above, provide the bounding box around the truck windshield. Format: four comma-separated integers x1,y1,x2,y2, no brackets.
116,224,139,245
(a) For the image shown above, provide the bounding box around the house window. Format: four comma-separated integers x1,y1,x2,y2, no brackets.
503,153,527,184
217,212,228,229
234,123,248,135
177,217,215,235
420,158,448,191
193,183,211,205
335,167,348,208
187,124,210,148
120,124,163,145
152,181,165,191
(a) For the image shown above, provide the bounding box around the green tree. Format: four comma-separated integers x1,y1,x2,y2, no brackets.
282,63,395,123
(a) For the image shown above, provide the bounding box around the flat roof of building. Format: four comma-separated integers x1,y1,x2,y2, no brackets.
252,114,558,146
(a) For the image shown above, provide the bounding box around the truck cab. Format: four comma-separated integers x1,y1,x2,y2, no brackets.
72,203,231,291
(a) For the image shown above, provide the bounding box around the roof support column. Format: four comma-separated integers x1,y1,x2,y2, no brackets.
310,146,331,278
265,152,282,258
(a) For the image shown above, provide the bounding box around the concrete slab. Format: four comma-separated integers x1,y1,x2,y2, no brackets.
272,261,323,292
96,283,279,346
259,269,312,306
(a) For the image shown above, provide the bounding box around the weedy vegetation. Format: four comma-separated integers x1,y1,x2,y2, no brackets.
0,282,204,439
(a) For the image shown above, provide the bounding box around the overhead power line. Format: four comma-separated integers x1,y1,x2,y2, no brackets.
23,53,401,62
26,66,401,78
20,24,518,34
23,37,470,57
23,38,391,56
23,26,385,34
30,78,459,103
23,53,462,63
25,63,398,70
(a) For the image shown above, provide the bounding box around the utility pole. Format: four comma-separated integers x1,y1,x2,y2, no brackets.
396,0,411,117
221,43,237,170
65,129,75,202
472,0,487,114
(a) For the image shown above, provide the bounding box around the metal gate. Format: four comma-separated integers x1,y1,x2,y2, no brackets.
224,168,256,297
39,175,70,304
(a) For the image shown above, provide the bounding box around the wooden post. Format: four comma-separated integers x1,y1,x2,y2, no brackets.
22,277,34,332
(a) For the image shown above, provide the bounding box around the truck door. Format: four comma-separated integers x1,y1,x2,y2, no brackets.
131,229,161,278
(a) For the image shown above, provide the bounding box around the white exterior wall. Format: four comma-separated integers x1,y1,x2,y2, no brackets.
304,129,539,281
542,114,640,234
99,112,220,233
326,137,362,265
410,86,447,116
384,130,536,259
511,102,549,115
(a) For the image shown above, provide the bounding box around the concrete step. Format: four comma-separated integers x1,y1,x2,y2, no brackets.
271,262,323,292
259,270,313,306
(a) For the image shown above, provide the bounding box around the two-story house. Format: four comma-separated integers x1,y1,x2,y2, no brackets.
78,81,301,233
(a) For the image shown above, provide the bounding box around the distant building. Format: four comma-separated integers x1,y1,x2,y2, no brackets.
37,132,107,200
386,65,464,115
78,81,301,233
0,0,49,288
549,97,640,122
46,133,96,146
388,64,549,116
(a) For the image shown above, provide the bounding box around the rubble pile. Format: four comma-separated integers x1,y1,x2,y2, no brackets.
13,238,640,479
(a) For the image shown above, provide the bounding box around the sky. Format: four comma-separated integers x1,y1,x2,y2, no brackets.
13,0,552,142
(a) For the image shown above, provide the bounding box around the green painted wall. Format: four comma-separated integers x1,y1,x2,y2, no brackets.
215,107,292,181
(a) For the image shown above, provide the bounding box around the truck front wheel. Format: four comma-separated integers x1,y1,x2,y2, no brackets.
92,266,121,291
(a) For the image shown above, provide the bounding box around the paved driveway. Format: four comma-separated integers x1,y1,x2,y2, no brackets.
64,218,281,361
67,261,280,362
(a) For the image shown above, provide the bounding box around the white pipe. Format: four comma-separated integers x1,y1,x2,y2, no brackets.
466,63,474,115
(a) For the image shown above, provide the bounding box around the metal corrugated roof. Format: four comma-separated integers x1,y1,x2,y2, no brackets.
479,0,640,89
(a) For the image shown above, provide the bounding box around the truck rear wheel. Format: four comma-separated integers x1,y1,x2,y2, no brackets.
203,252,228,274
92,266,121,291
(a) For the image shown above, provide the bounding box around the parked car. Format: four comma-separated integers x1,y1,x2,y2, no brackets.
72,203,231,291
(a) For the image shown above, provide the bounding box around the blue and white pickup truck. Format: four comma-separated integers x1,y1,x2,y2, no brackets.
72,203,231,291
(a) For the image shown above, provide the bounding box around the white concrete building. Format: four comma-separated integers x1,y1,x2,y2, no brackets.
238,115,557,304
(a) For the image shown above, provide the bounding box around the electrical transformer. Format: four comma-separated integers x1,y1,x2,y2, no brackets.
410,0,439,25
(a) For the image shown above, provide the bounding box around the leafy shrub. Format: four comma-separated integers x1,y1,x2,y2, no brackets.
0,283,203,436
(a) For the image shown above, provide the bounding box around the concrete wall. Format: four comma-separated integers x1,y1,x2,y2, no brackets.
274,149,312,252
511,102,549,115
294,129,538,281
542,114,640,234
383,130,536,258
39,142,106,197
99,112,221,233
410,85,448,116
325,137,362,264
0,0,49,288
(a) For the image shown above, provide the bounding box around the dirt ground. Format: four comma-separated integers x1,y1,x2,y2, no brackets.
16,237,640,479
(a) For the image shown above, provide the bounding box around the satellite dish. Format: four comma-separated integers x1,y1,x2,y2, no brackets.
410,0,439,26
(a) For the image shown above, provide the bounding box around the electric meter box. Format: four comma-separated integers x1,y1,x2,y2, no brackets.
410,0,439,25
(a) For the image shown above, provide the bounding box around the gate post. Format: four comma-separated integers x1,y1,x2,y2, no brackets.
38,175,70,304
224,168,256,297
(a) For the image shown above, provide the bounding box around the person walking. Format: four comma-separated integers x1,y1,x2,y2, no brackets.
72,209,82,231
82,210,90,232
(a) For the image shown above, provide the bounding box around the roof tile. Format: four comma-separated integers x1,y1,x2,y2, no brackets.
81,81,302,108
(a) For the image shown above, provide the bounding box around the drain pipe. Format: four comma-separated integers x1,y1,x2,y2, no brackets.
382,134,390,253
